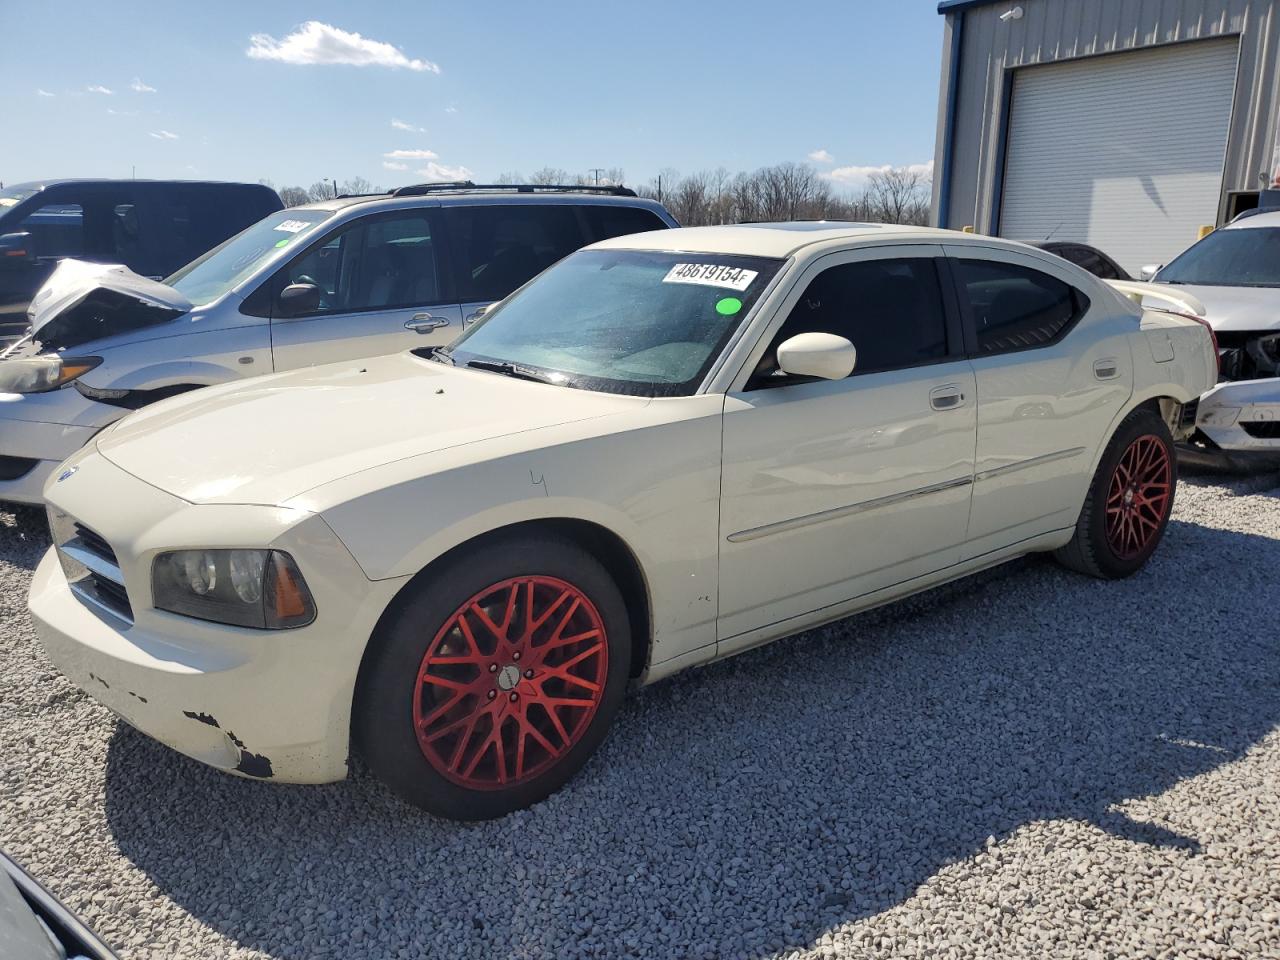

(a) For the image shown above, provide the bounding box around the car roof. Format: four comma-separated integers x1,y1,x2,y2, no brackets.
1226,208,1280,230
5,179,273,191
296,191,669,215
591,222,987,258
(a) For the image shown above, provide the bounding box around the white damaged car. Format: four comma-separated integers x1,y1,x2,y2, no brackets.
30,223,1215,820
1142,209,1280,464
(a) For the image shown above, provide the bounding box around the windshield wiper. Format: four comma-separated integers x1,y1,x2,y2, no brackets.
465,359,559,385
428,345,455,365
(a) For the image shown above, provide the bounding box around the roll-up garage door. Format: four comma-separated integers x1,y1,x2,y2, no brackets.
998,38,1238,275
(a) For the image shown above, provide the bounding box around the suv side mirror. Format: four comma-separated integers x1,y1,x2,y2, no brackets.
277,281,322,316
776,332,857,380
1139,264,1163,281
0,231,36,263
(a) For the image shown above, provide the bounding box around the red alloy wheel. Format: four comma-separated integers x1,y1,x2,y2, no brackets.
1104,434,1172,560
413,575,609,790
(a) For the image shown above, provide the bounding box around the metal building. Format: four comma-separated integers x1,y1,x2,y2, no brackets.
931,0,1280,273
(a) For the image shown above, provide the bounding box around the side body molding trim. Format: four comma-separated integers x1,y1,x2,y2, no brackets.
726,476,974,544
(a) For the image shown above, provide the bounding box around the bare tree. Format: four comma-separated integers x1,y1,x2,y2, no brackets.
494,171,524,184
278,185,311,207
528,167,571,185
339,176,378,196
307,181,334,202
861,168,931,225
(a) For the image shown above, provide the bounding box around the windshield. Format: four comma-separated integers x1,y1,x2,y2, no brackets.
165,209,333,306
447,249,784,397
1159,226,1280,287
0,186,39,218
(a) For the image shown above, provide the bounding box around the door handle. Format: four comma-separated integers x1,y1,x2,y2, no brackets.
464,306,491,326
405,314,451,334
929,384,966,411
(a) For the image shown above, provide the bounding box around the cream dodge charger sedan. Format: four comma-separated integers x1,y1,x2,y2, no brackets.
30,223,1216,820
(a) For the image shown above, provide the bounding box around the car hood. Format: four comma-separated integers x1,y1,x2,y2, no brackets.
95,352,648,506
1156,283,1280,332
29,259,190,351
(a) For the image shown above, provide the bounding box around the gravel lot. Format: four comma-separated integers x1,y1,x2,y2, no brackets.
2,468,1278,960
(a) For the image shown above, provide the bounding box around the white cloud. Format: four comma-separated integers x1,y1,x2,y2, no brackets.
107,107,139,116
382,160,409,171
444,105,458,114
247,21,440,73
418,161,473,181
149,129,180,140
130,77,157,93
825,160,933,189
86,84,113,95
36,88,55,97
391,118,424,133
808,149,834,164
384,148,438,160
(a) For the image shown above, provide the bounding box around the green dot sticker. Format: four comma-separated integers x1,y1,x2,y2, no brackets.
274,238,291,248
716,296,743,316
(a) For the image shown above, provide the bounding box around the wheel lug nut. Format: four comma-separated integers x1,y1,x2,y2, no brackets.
487,690,496,700
513,651,521,661
489,664,498,673
524,669,533,679
509,692,518,702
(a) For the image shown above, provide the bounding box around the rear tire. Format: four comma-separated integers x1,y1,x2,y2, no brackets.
354,535,631,820
1054,408,1176,579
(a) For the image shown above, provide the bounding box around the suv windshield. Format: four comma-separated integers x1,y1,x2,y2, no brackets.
165,209,333,305
1159,226,1280,287
447,249,783,397
0,186,38,214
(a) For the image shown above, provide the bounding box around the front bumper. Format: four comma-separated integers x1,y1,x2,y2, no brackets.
29,449,409,784
1195,377,1280,454
0,388,121,505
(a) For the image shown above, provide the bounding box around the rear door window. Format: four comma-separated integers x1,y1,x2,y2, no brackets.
584,205,669,241
953,259,1087,354
445,204,586,302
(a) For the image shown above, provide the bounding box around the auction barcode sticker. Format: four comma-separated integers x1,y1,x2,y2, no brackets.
662,263,758,291
273,219,312,233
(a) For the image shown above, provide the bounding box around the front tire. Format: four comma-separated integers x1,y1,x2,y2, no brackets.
1054,407,1176,579
355,535,631,820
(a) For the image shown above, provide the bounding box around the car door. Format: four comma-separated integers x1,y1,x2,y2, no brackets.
943,245,1133,559
445,203,589,332
717,246,978,650
269,207,461,371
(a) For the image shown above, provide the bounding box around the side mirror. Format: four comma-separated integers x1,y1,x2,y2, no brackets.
0,231,35,263
776,332,857,381
1139,264,1163,281
277,281,322,316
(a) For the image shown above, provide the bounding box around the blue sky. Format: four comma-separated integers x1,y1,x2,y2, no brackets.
2,0,945,193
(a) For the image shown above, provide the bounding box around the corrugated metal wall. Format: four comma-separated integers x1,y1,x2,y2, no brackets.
932,0,1280,232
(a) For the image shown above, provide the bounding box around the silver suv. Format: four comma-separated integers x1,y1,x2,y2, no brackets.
0,183,677,504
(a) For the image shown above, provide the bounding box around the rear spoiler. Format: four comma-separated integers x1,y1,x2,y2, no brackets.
1105,279,1206,318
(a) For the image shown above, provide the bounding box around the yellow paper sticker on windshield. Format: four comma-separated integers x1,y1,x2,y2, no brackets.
663,263,758,291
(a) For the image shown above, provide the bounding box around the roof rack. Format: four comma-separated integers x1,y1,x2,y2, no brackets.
389,180,637,198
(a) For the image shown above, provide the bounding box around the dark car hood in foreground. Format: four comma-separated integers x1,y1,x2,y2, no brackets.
0,849,118,959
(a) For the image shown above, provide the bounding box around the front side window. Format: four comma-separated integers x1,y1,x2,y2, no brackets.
167,209,333,306
954,259,1085,354
751,258,950,386
281,212,441,315
447,205,584,302
1158,226,1280,287
447,249,783,396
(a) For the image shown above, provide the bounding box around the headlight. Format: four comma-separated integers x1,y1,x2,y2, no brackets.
0,356,101,394
152,549,316,629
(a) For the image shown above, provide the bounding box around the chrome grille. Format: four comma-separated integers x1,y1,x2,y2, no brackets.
48,509,133,623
